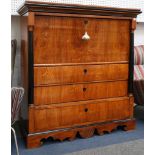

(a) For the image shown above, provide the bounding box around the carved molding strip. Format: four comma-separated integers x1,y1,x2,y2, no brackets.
27,119,136,148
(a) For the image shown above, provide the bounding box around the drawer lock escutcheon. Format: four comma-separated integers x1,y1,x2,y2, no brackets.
84,69,87,74
83,87,87,92
84,108,88,112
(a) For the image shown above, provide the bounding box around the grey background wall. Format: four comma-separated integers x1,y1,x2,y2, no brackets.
11,16,21,87
11,16,144,119
135,22,144,45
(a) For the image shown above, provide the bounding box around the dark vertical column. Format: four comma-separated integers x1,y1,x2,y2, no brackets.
28,30,34,104
128,31,134,94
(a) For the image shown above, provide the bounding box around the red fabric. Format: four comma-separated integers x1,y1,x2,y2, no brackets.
134,45,144,65
134,65,144,80
133,45,144,106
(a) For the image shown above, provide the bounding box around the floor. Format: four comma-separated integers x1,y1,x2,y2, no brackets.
11,118,144,155
65,139,144,155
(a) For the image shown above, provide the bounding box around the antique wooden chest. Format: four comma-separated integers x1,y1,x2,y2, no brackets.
18,1,141,148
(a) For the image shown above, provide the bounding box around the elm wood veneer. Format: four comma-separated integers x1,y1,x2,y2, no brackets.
27,118,136,149
29,97,133,133
18,1,141,17
18,1,141,148
34,16,130,64
34,81,128,105
34,64,129,86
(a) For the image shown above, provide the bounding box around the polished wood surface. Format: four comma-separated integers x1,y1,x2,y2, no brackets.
29,97,132,133
18,0,141,18
34,16,130,64
34,81,128,105
19,1,141,148
34,61,129,67
34,64,129,86
27,118,136,148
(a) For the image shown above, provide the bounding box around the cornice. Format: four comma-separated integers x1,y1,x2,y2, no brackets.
18,0,142,18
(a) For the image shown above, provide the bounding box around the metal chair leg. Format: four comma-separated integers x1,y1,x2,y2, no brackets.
11,127,19,155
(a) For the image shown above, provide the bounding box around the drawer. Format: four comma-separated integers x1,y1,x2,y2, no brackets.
29,97,132,133
34,64,129,86
34,81,128,105
34,16,130,64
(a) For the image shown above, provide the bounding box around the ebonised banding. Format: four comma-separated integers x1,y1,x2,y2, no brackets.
28,30,34,104
128,31,134,93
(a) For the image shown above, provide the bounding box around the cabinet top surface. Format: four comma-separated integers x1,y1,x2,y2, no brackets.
18,0,141,18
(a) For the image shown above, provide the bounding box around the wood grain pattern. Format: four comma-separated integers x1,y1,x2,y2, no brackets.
19,2,140,148
34,16,130,64
34,12,135,20
52,131,77,141
28,106,35,132
34,61,129,67
34,81,128,105
29,96,132,133
34,64,129,86
18,1,141,18
27,118,136,148
129,94,134,117
79,128,95,138
131,18,137,31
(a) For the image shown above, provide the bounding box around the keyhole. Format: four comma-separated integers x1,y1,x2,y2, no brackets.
84,69,87,74
84,20,89,30
84,108,88,112
83,88,87,92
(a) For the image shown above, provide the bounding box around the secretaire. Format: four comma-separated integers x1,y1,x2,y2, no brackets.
18,1,141,148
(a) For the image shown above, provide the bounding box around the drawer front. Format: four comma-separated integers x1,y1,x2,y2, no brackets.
34,16,130,64
34,81,128,105
29,97,132,133
34,64,129,86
